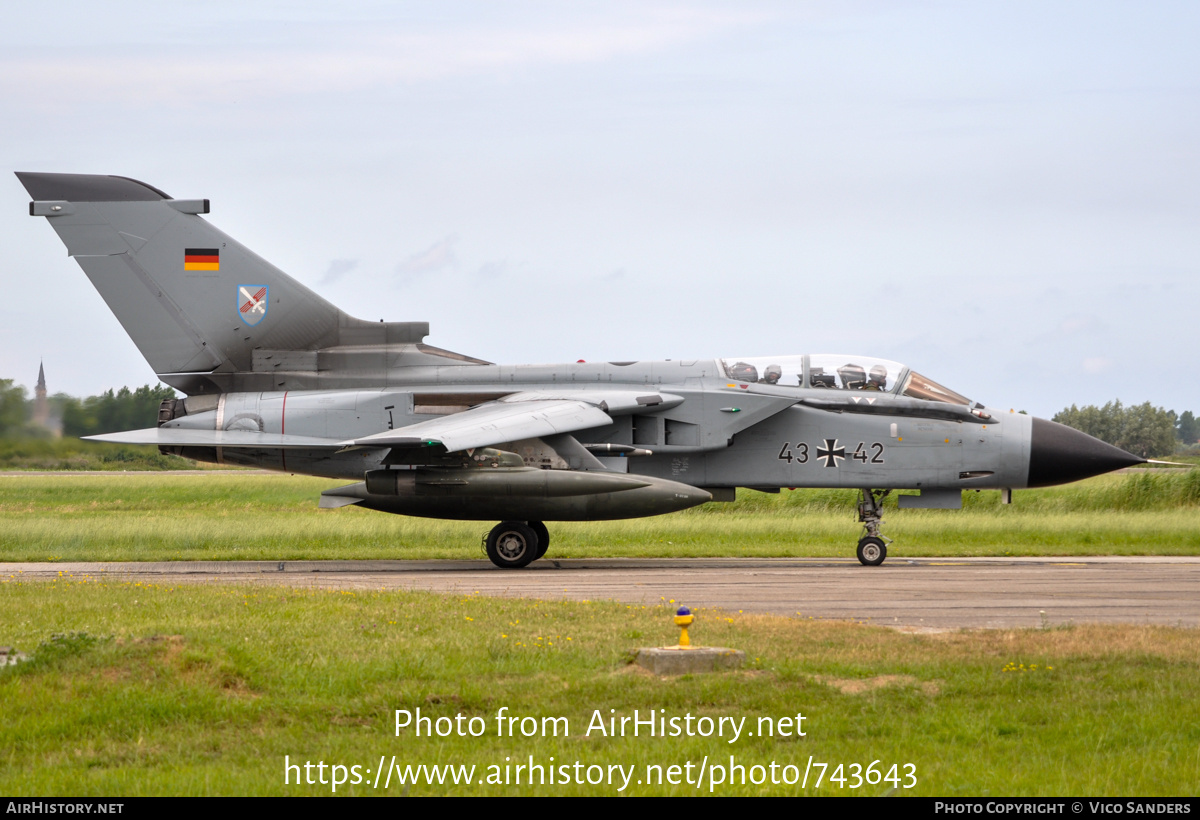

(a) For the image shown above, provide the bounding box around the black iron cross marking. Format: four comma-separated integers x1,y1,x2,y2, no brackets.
817,438,845,468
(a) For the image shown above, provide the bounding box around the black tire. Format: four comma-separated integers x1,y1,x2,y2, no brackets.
528,521,550,560
486,521,539,569
856,536,887,566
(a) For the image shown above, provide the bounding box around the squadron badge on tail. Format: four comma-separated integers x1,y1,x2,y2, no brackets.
238,285,268,326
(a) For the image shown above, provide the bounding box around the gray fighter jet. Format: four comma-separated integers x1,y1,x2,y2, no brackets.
17,172,1147,567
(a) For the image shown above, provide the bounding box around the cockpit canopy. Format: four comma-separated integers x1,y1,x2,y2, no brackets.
719,354,974,406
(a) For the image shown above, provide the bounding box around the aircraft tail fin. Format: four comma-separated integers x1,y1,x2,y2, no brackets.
17,172,429,393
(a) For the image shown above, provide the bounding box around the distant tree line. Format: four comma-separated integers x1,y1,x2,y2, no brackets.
0,377,177,438
1179,411,1199,446
1053,401,1195,459
59,384,179,437
0,379,27,437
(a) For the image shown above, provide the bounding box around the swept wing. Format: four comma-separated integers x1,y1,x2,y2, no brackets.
85,428,345,449
346,391,681,453
88,391,686,455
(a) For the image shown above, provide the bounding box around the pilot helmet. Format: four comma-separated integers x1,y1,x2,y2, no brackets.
838,363,867,389
729,361,758,382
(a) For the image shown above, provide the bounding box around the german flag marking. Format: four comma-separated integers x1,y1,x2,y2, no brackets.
184,248,219,271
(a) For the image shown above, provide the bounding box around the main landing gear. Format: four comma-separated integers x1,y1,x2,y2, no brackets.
484,520,551,569
856,489,892,566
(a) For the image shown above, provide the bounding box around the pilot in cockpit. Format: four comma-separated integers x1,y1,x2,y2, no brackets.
838,363,867,390
729,361,758,383
761,364,782,385
864,365,888,391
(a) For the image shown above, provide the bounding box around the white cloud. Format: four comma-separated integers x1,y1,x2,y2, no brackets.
396,235,457,284
475,261,507,279
1059,314,1104,336
319,258,359,285
0,9,767,106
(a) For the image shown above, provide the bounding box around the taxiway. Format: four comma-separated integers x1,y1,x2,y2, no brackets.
4,556,1198,630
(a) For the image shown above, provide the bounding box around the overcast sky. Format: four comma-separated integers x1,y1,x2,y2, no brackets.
3,1,1197,418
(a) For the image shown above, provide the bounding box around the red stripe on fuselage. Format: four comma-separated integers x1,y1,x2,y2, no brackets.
281,391,288,472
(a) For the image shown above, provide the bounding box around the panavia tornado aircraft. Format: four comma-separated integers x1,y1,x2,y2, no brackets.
17,172,1148,568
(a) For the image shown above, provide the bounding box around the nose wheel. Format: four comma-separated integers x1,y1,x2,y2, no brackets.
856,489,892,566
856,536,887,566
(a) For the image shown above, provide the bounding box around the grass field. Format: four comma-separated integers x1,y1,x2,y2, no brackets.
2,470,1198,796
2,576,1198,796
1,469,1197,562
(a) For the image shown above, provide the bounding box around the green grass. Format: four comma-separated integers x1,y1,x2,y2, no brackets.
1,470,1198,562
1,577,1197,795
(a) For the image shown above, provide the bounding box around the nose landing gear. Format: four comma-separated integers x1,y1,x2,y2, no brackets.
857,489,892,566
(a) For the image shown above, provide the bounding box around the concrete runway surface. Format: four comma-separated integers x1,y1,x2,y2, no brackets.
4,556,1199,630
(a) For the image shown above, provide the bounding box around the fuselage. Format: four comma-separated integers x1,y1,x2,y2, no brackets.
160,354,1033,494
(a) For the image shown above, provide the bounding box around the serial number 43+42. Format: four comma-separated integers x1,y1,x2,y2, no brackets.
777,440,885,467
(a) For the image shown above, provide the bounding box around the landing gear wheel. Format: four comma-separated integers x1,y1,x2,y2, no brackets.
486,521,539,569
528,521,550,560
857,536,887,566
856,488,892,566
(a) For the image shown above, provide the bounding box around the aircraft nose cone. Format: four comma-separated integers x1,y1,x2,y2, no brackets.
1027,417,1145,487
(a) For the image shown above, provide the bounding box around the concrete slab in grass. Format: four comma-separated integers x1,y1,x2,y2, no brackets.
636,646,744,675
